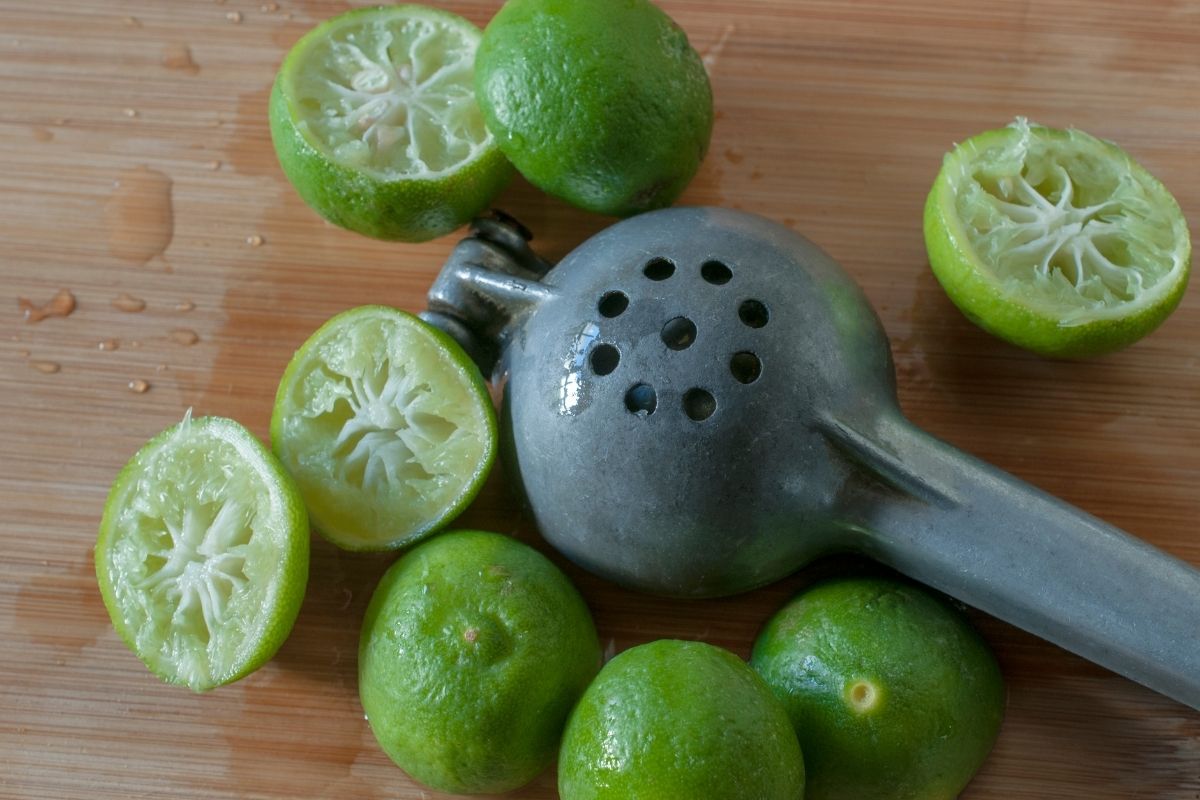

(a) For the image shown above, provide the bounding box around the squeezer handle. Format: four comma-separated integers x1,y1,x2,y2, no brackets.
828,411,1200,709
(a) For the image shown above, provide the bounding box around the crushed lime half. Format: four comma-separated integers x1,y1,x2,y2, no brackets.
269,5,512,241
271,306,496,551
95,413,309,692
924,118,1190,356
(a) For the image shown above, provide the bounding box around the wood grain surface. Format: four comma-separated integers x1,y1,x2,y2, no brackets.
2,1,1199,797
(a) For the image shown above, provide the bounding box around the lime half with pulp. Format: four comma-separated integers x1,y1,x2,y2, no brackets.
271,306,496,551
95,413,310,692
269,5,512,242
924,118,1190,357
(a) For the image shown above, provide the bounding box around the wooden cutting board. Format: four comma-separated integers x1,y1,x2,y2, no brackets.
3,1,1198,797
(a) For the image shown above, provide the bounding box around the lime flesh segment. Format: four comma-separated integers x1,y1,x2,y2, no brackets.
925,119,1190,356
270,5,512,241
95,414,310,692
271,306,496,551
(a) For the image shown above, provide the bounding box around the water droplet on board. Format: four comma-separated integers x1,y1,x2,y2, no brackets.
32,127,53,142
245,234,264,247
31,361,61,374
122,108,138,118
106,167,174,265
261,2,279,11
18,289,76,323
175,300,195,312
204,160,221,171
162,44,200,75
226,10,242,22
128,379,150,394
97,339,119,351
111,293,146,312
168,328,200,346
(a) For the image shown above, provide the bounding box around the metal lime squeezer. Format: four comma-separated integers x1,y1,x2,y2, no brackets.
418,206,1200,710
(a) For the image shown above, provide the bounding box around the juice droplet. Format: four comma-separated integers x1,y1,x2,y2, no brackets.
128,379,150,394
32,127,53,142
175,300,195,312
162,44,200,75
226,10,242,22
31,361,61,374
245,234,264,247
261,2,279,11
168,328,200,346
97,339,119,351
106,166,174,265
205,160,221,171
19,289,76,323
112,293,147,312
155,364,169,372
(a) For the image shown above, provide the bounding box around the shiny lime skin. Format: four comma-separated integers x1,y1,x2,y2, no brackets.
751,578,1005,800
359,530,601,794
476,0,713,216
559,640,805,800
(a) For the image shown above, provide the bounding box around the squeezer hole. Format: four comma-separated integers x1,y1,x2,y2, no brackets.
591,344,620,376
683,388,716,421
625,384,657,416
730,352,762,384
739,299,770,328
661,317,697,350
598,291,629,318
643,258,676,281
701,259,733,285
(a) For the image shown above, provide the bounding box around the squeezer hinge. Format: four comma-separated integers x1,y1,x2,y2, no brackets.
420,210,557,378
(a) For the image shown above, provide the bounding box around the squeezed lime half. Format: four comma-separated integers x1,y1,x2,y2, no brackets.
95,413,310,692
271,306,496,551
924,118,1190,356
269,5,512,241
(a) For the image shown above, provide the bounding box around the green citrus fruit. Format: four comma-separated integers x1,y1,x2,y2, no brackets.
269,5,513,242
271,306,496,551
924,118,1191,357
750,577,1005,800
475,0,713,217
359,530,601,794
559,639,805,800
95,413,309,692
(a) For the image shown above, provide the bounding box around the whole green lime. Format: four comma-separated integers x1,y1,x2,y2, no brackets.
751,577,1005,800
359,530,601,794
269,5,513,242
559,640,805,800
924,118,1190,357
475,0,713,216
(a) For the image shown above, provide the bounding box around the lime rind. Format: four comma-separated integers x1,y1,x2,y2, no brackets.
283,5,494,180
96,413,309,692
939,118,1190,327
271,306,497,551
